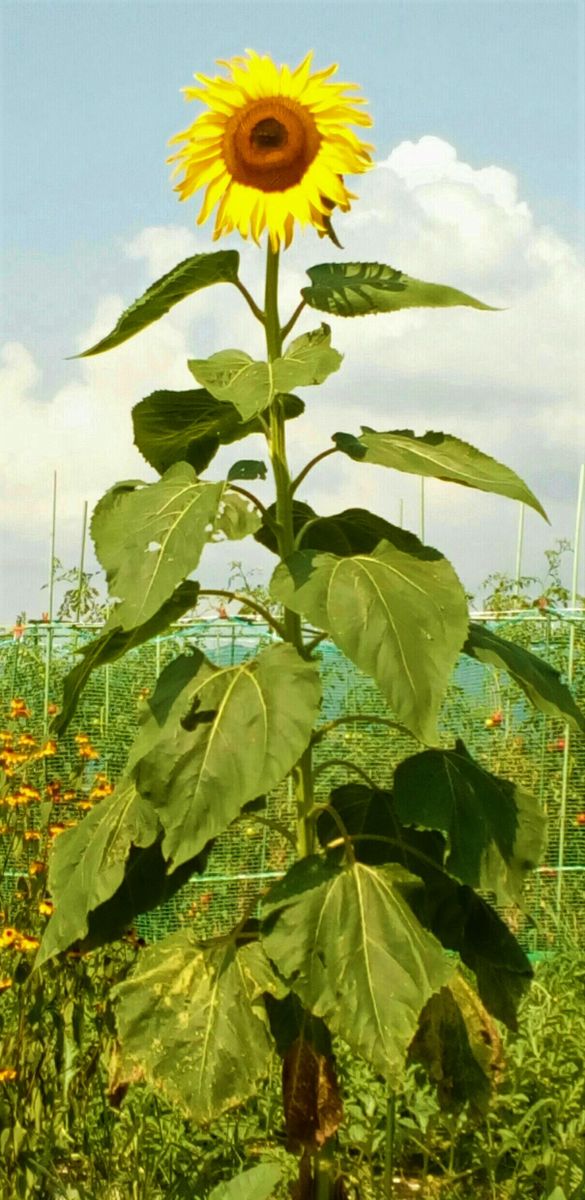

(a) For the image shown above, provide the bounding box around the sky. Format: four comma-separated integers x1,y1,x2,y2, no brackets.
1,0,584,624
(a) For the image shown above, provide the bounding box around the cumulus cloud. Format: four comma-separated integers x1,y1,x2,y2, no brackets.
2,136,584,620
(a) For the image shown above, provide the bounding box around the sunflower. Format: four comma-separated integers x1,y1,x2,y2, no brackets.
168,50,374,250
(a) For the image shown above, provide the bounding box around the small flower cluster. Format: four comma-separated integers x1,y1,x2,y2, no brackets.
0,927,41,952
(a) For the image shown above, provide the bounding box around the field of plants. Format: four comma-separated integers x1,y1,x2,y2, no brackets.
3,38,585,1200
1,566,584,1198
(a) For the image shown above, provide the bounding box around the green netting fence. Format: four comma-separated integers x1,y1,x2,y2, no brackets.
1,613,583,954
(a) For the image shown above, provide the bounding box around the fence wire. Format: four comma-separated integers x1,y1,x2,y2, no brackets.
0,613,583,953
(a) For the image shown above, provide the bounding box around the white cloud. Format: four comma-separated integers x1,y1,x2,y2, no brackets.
2,137,584,620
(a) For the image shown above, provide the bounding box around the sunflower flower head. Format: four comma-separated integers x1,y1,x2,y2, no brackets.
168,50,374,250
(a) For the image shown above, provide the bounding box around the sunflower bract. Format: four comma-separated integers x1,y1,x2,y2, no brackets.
168,50,374,250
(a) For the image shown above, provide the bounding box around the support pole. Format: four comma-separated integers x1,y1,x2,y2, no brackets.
514,503,525,605
555,463,585,921
42,471,57,736
75,500,88,624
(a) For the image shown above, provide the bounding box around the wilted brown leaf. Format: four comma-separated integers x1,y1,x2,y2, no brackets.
283,1038,343,1152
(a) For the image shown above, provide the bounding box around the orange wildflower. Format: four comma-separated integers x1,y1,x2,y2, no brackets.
0,978,12,992
0,1068,18,1083
38,900,54,916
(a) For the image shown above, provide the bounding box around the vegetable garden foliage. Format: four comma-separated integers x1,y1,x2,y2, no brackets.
36,245,584,1194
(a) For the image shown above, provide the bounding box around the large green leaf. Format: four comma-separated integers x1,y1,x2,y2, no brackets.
35,780,156,966
319,783,533,1029
188,325,341,421
271,532,468,744
255,503,404,558
464,622,585,733
52,581,199,737
132,643,321,870
133,388,304,476
112,931,277,1122
91,465,224,629
262,856,453,1080
333,428,547,521
188,351,273,420
209,1165,283,1200
301,261,496,317
274,324,343,389
74,251,240,357
393,740,546,903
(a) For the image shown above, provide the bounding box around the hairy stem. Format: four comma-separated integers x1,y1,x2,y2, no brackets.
264,242,314,859
197,588,285,637
291,446,339,495
233,277,265,324
281,297,307,341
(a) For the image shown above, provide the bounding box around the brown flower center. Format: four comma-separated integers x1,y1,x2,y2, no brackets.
223,98,321,192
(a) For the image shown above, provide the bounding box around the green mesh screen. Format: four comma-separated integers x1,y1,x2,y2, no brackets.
1,614,583,954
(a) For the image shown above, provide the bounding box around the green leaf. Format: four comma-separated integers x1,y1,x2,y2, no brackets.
333,428,548,521
90,464,224,629
227,459,267,481
319,782,533,1029
133,388,304,476
464,622,585,733
209,1165,283,1200
188,351,273,420
254,503,401,558
113,931,276,1122
262,856,453,1081
254,500,316,556
188,326,341,422
302,261,497,318
52,582,199,737
132,643,321,870
393,740,546,903
275,324,343,389
418,878,533,1030
73,251,240,357
271,532,468,744
213,490,262,541
36,780,157,966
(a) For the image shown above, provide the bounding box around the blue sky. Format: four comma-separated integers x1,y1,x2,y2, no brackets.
1,0,584,621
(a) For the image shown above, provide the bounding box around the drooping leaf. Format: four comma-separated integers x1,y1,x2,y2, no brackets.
90,464,224,629
416,878,533,1030
209,1165,283,1200
74,251,240,357
133,388,304,476
283,1038,343,1152
227,459,268,481
132,643,321,870
271,533,468,744
302,261,496,318
409,970,504,1115
112,931,277,1122
262,856,453,1080
35,780,158,967
320,783,533,1029
275,324,343,389
52,581,200,737
393,740,546,903
188,351,273,420
464,621,585,733
333,428,547,521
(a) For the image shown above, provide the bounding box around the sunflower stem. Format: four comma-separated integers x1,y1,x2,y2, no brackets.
281,298,307,342
264,241,314,861
233,278,265,324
